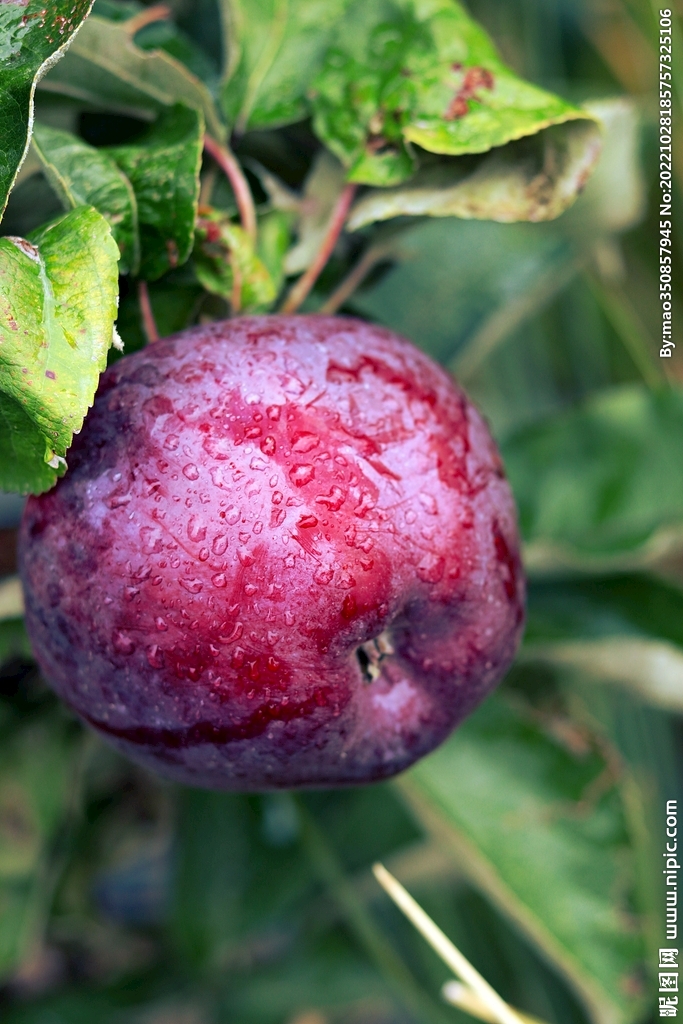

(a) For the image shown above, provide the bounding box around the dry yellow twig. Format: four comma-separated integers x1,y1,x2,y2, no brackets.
442,981,547,1024
372,862,527,1024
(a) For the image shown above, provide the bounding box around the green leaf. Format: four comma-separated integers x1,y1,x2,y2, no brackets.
40,14,224,140
502,385,683,573
31,122,140,275
0,0,95,223
526,575,683,650
219,0,352,134
347,120,602,229
0,618,31,667
223,932,396,1021
172,791,313,973
282,151,347,276
135,19,220,90
256,209,293,294
521,576,683,713
0,392,65,495
0,206,119,494
93,0,220,86
311,0,598,193
106,103,203,280
352,217,574,367
171,791,250,970
0,719,81,980
91,0,141,20
397,694,646,1024
194,208,276,310
559,99,646,239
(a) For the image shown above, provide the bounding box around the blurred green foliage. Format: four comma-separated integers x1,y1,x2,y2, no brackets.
1,0,682,1021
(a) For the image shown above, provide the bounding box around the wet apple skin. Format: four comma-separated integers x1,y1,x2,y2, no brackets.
19,315,524,790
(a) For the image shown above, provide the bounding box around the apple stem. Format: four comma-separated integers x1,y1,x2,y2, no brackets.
203,135,257,244
138,280,160,344
320,241,394,315
280,183,358,314
123,3,171,35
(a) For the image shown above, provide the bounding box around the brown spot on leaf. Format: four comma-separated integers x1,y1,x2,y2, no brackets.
166,238,179,268
444,65,495,121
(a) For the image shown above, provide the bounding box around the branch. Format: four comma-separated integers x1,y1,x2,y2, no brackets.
319,241,393,315
203,135,257,244
373,863,526,1024
138,280,160,344
280,183,358,314
124,3,171,36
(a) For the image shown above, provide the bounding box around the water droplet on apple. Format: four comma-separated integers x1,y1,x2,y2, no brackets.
292,432,319,453
187,516,207,542
146,644,164,668
112,630,134,654
211,572,227,588
290,464,315,487
183,463,199,480
212,535,228,555
155,617,168,631
225,505,240,525
260,436,276,455
140,525,163,552
315,486,345,511
354,491,375,516
108,493,131,510
179,578,203,594
297,514,318,529
219,622,243,644
416,553,445,583
314,566,334,585
419,492,438,515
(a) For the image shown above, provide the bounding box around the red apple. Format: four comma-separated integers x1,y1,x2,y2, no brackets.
19,316,524,789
